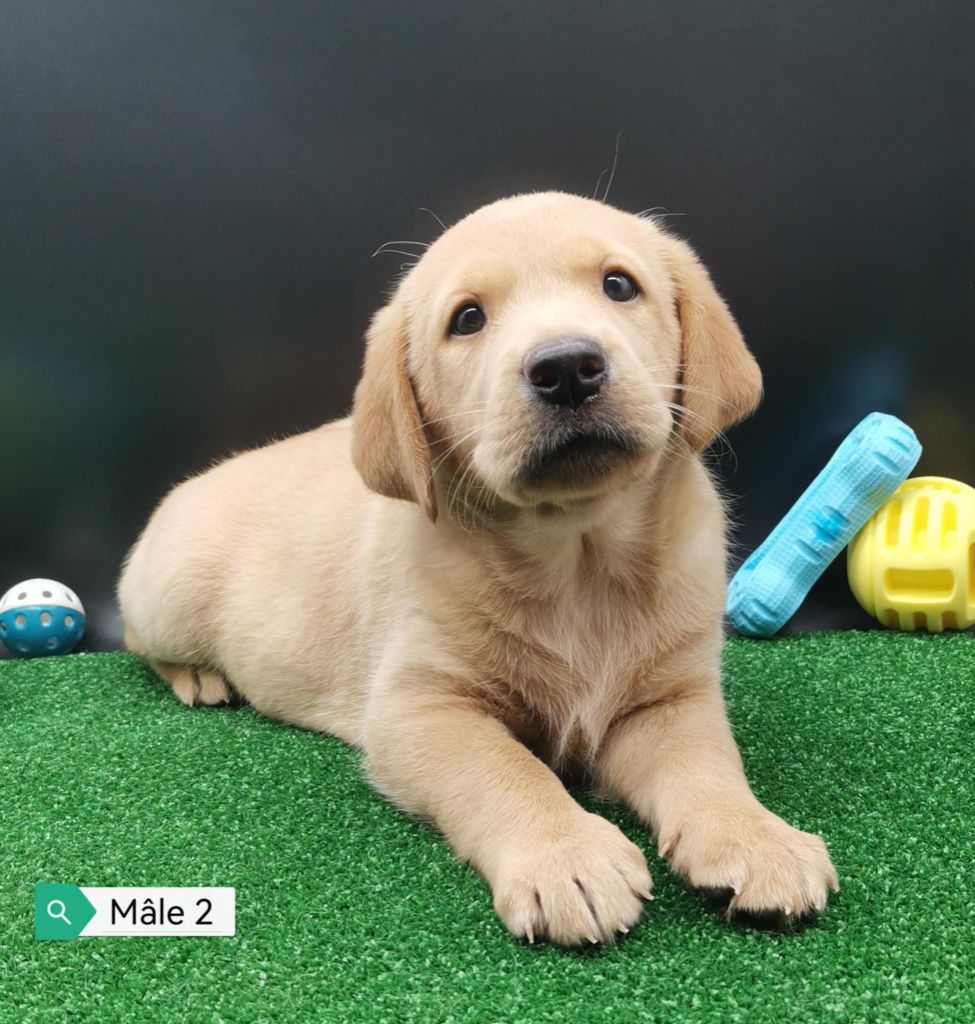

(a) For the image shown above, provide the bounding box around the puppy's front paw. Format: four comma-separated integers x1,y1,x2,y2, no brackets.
659,803,838,924
491,812,652,947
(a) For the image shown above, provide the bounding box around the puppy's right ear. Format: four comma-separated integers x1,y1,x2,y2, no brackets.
350,296,438,522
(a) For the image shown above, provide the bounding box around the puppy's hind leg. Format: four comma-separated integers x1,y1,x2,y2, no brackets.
123,625,234,708
152,661,234,707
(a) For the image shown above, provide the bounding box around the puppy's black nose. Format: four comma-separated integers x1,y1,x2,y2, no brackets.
523,337,607,409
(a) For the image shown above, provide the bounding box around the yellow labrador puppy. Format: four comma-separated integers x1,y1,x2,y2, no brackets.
118,192,837,946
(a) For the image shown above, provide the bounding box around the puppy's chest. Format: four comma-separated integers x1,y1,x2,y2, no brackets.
473,588,658,760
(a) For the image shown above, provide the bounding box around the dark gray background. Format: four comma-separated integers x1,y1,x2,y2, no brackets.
1,0,972,653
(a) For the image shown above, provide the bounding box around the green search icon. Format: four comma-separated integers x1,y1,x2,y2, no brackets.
35,884,95,940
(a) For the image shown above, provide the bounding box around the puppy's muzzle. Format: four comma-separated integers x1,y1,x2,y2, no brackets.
523,337,607,410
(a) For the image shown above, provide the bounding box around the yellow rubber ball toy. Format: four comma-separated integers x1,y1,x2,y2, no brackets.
848,476,975,631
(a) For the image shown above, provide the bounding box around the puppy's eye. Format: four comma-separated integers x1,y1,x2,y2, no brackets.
449,303,486,336
603,271,639,302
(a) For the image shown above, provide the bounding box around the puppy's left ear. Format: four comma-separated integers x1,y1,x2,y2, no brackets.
350,295,438,522
660,232,763,451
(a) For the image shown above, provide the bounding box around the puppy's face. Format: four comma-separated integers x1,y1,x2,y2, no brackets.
404,194,678,506
352,192,762,521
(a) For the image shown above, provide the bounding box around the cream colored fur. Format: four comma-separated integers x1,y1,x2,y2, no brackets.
117,192,837,946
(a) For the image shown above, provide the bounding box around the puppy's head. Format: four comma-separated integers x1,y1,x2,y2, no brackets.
352,192,762,522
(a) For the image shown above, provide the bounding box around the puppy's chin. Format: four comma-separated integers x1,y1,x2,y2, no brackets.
511,424,647,502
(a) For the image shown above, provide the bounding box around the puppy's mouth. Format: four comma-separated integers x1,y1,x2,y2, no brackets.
517,424,643,491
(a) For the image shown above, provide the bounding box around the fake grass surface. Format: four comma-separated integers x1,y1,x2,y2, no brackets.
1,632,974,1023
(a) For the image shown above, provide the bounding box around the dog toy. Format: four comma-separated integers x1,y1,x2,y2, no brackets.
0,579,86,657
727,412,921,637
848,476,975,631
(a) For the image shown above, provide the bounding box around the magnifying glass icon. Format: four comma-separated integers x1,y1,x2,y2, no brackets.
47,899,72,926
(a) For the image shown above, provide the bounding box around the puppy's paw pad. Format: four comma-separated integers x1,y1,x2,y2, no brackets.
493,812,651,947
663,808,837,923
158,664,233,707
195,669,232,706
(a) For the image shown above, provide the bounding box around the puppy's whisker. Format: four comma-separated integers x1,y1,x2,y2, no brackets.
418,207,448,232
632,366,735,408
371,248,427,261
430,433,481,476
446,449,483,529
668,382,738,406
660,399,727,434
635,207,686,221
447,437,504,530
592,167,609,202
428,417,505,476
430,412,505,451
625,366,738,407
601,131,623,204
419,406,492,430
660,401,738,465
371,239,430,257
469,442,504,528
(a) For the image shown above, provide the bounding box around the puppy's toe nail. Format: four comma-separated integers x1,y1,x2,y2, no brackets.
588,935,600,945
618,924,629,934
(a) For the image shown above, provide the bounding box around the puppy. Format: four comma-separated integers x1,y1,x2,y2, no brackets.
117,192,837,946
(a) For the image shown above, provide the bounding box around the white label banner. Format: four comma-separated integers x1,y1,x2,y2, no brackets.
81,887,235,936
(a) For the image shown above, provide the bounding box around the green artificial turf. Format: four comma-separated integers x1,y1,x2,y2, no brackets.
1,632,974,1023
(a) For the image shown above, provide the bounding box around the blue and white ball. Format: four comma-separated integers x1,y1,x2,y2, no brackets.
0,579,86,657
